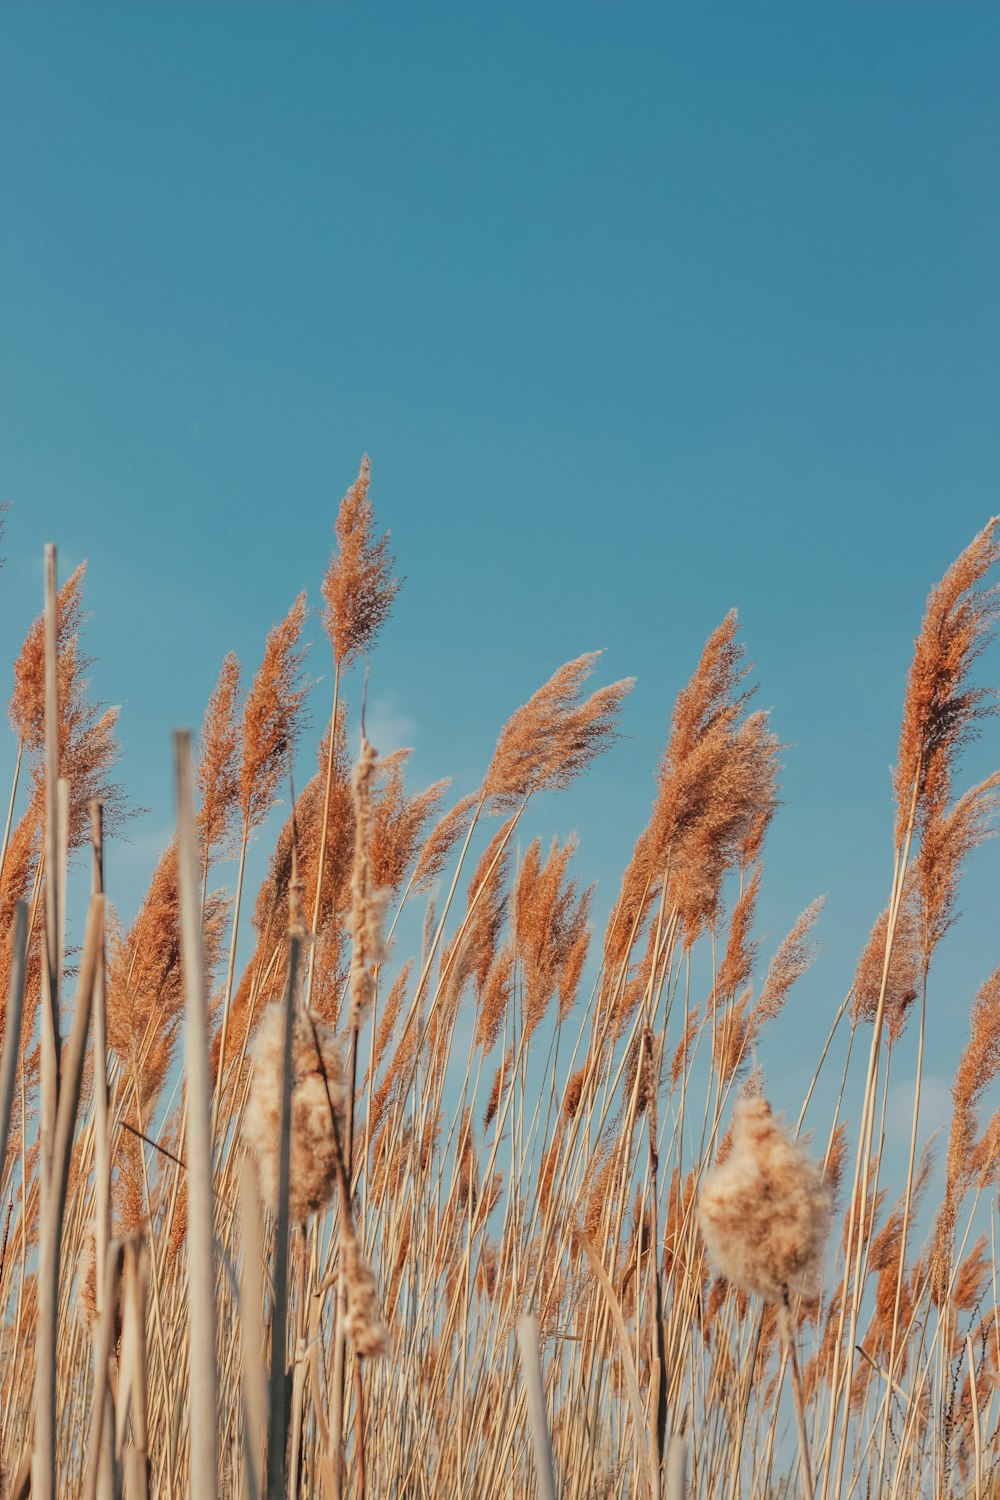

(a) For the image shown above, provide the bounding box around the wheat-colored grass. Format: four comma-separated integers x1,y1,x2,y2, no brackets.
0,502,998,1499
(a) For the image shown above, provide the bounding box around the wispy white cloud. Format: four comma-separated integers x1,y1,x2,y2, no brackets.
361,695,417,756
885,1072,951,1147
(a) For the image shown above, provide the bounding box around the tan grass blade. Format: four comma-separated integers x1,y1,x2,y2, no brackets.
34,542,63,1500
83,1239,127,1500
573,1229,657,1500
90,801,111,1317
240,1155,268,1500
665,1432,688,1500
266,932,302,1500
0,901,27,1178
118,1237,151,1500
52,893,104,1222
516,1314,558,1500
174,727,219,1500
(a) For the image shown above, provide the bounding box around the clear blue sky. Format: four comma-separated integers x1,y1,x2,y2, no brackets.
2,3,999,1139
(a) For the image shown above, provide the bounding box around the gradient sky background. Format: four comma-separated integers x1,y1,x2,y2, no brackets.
2,3,999,1157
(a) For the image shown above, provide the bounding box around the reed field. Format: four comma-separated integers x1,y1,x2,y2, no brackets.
2,474,1000,1500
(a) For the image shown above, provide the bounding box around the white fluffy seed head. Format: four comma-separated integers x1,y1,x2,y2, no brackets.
341,1229,390,1359
243,1003,346,1223
698,1096,832,1304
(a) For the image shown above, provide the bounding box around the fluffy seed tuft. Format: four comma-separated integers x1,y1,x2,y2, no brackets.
698,1096,832,1304
243,1003,346,1222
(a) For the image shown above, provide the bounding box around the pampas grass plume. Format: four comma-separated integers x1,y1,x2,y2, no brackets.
698,1096,832,1304
341,1227,389,1358
243,1002,346,1222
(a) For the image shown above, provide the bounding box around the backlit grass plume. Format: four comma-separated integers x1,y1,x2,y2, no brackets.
195,650,242,880
894,516,999,845
322,454,402,674
349,735,390,1030
482,652,634,809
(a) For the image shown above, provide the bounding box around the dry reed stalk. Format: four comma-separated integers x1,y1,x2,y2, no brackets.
83,1237,126,1500
215,594,310,1131
240,1156,268,1500
0,738,23,889
174,728,219,1500
516,1314,558,1500
0,901,27,1184
665,1431,688,1500
33,544,63,1500
872,781,1000,1490
779,1298,815,1500
265,932,302,1500
88,803,111,1297
328,732,389,1497
118,1236,150,1499
573,1229,657,1500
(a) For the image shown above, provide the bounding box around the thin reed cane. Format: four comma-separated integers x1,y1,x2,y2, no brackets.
33,543,63,1500
517,1315,558,1500
174,728,220,1500
0,902,27,1183
266,933,302,1500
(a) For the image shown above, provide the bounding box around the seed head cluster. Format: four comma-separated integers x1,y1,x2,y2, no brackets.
243,1002,346,1223
340,1227,390,1358
698,1096,832,1304
349,735,391,1029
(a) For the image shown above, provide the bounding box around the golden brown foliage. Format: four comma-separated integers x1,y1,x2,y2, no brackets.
475,943,513,1055
935,963,1000,1283
370,958,413,1079
411,792,479,894
851,876,923,1044
240,592,310,829
482,653,633,809
604,612,778,968
512,834,592,1043
107,841,229,1119
916,771,1000,966
349,736,390,1029
10,561,127,848
368,751,449,895
10,561,86,754
483,1045,514,1129
713,865,761,1003
321,455,402,671
196,651,242,867
894,517,1000,845
340,1225,390,1358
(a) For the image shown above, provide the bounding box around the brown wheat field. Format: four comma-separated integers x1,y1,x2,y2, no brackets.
1,478,1000,1500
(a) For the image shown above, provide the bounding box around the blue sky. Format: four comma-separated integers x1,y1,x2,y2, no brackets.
2,3,999,1143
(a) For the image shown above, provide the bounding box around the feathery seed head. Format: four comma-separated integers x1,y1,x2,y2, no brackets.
196,651,243,864
482,654,633,809
243,1002,345,1222
349,735,390,1029
240,593,310,829
894,517,1000,847
699,1096,832,1304
322,456,402,671
340,1227,390,1358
